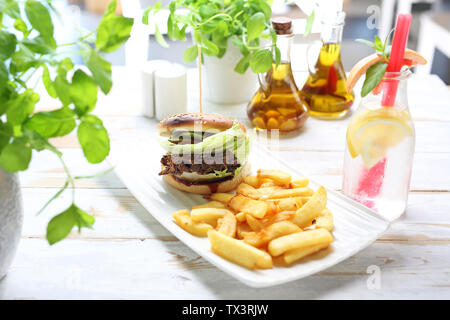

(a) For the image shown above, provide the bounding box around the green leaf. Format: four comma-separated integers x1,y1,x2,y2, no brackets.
361,61,387,97
257,0,272,20
25,0,54,40
0,0,20,19
22,36,56,54
374,35,383,51
274,46,281,67
13,18,29,36
82,49,112,94
154,24,169,48
10,44,40,73
96,15,134,53
201,37,219,56
42,65,57,98
70,69,98,115
0,138,32,172
25,108,76,138
46,204,95,245
6,89,40,125
355,38,375,48
183,45,199,63
0,30,17,60
22,129,61,154
247,12,265,41
0,61,8,85
199,4,215,19
249,49,272,73
304,9,315,37
77,115,110,164
234,54,251,74
54,60,73,107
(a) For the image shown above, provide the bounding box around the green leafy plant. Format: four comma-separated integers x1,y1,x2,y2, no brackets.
356,31,393,97
0,0,133,244
142,0,280,74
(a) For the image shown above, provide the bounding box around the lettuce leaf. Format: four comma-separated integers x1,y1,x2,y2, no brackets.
159,120,251,164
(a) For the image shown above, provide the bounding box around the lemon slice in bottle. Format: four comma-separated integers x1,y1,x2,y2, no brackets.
347,107,413,168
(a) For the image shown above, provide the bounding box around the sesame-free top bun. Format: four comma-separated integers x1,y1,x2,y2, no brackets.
158,112,246,136
163,162,251,195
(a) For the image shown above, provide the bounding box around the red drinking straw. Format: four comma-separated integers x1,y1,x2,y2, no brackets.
381,14,412,107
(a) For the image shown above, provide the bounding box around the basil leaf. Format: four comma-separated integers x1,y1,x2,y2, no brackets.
96,14,134,53
361,61,387,97
0,138,32,172
249,49,272,73
46,204,95,245
22,35,55,54
11,44,40,73
14,18,29,36
275,46,281,67
183,45,198,63
374,35,383,52
82,49,112,94
42,65,57,98
0,30,17,60
70,69,98,116
154,24,169,48
77,115,110,164
247,12,265,41
201,37,219,56
25,0,54,40
25,108,76,138
231,36,249,56
6,89,39,125
234,54,251,74
0,61,8,85
199,4,215,19
355,38,375,48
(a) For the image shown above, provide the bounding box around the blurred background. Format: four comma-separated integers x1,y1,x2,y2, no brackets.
61,0,450,84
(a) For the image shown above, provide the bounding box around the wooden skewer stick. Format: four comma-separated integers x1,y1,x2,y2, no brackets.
197,44,203,114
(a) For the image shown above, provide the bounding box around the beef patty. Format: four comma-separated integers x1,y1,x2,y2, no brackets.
159,151,241,176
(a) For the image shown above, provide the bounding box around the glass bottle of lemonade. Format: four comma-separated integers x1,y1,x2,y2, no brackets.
301,11,354,119
342,69,415,220
247,17,309,132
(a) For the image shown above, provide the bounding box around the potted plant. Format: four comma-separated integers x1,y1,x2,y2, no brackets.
0,0,133,278
142,0,281,104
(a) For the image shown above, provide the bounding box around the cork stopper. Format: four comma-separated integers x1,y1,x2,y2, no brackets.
271,17,292,35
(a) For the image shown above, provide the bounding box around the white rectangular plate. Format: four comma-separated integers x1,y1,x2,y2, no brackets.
109,136,390,288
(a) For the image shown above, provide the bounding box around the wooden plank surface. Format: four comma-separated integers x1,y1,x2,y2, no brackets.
1,68,450,299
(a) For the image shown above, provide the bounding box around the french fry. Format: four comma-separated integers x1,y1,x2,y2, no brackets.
276,198,298,212
246,214,264,232
235,211,246,222
172,210,213,237
259,187,314,200
261,211,296,227
268,228,333,256
192,201,225,209
210,193,234,204
208,230,273,269
229,195,269,219
259,179,277,188
217,212,237,238
243,175,260,188
191,208,233,224
283,242,330,265
236,183,259,199
315,208,334,231
243,231,267,247
294,197,310,208
245,221,302,248
236,222,252,239
257,169,292,186
292,187,327,228
291,177,309,188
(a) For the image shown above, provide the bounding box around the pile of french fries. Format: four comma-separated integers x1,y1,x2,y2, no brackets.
172,169,334,269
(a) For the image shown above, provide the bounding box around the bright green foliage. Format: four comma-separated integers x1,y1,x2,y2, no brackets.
143,0,278,74
0,0,133,244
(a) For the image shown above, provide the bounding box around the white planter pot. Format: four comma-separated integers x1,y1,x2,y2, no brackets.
202,44,258,105
0,168,23,280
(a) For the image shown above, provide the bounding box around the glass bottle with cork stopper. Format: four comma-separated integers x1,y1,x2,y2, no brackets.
301,10,354,119
247,17,309,132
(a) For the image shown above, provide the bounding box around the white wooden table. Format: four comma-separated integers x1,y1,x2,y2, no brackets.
1,67,449,299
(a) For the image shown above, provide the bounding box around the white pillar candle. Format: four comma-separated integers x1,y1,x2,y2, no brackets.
154,63,187,121
141,60,171,118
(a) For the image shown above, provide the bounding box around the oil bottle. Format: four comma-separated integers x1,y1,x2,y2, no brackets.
247,17,309,132
301,11,354,119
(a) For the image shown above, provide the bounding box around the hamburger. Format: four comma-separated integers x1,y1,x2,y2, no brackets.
158,113,251,194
